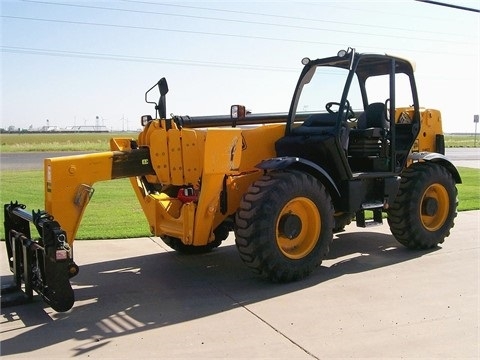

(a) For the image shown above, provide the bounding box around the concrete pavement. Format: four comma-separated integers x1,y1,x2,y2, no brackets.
1,211,479,359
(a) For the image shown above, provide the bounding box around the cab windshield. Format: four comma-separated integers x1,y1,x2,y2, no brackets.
293,65,362,123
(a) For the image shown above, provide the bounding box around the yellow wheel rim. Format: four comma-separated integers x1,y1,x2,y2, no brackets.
420,183,449,231
276,197,320,259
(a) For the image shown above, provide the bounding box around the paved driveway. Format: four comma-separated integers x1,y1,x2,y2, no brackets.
1,211,478,359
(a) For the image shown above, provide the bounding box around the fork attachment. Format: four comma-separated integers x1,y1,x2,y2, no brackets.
2,202,79,312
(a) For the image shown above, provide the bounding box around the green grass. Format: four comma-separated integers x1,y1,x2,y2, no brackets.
0,167,478,241
0,170,150,240
1,132,478,152
0,132,135,152
444,134,479,148
456,167,480,210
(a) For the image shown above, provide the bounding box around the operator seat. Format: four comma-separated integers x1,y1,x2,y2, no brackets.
275,111,352,184
348,102,389,158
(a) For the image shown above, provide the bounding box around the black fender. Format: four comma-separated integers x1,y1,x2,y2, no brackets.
256,157,341,199
409,152,462,184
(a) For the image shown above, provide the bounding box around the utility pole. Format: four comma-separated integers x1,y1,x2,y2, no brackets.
474,115,479,147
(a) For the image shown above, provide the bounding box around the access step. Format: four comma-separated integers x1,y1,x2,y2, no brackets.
355,205,384,228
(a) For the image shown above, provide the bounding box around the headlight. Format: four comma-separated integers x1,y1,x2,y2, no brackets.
141,115,152,126
230,105,246,119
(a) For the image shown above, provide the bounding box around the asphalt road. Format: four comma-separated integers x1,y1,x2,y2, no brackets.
1,148,479,171
0,151,91,171
1,211,478,358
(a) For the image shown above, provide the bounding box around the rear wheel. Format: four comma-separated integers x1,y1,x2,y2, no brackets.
234,170,334,282
387,162,458,249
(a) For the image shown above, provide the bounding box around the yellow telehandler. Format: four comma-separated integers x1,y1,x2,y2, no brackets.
3,48,460,311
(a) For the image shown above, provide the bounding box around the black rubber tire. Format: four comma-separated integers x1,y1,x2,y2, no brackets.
387,162,458,249
160,223,229,254
234,170,334,282
333,212,354,233
160,236,221,254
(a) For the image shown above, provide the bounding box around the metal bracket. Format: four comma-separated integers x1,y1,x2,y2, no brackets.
1,202,79,312
74,184,95,207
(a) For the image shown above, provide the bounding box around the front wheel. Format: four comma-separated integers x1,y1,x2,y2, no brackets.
387,162,458,249
234,170,334,282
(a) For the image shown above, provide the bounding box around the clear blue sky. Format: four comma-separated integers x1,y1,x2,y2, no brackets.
1,0,479,132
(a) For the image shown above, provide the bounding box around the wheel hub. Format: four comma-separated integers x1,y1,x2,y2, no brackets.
278,213,302,239
422,197,439,216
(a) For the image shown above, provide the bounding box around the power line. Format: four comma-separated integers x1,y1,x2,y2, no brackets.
0,45,299,72
415,0,480,13
19,0,475,44
119,0,468,38
2,15,476,56
0,15,347,48
2,42,476,72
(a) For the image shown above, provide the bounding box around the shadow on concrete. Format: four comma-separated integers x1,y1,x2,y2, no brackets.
0,229,437,356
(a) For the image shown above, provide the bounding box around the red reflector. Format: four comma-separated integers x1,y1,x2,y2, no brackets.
177,188,198,203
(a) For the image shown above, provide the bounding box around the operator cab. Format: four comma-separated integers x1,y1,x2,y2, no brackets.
276,48,420,183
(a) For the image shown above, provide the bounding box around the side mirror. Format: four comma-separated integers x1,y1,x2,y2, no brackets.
158,77,169,96
145,77,169,119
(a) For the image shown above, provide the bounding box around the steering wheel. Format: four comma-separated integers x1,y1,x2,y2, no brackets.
326,101,356,119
